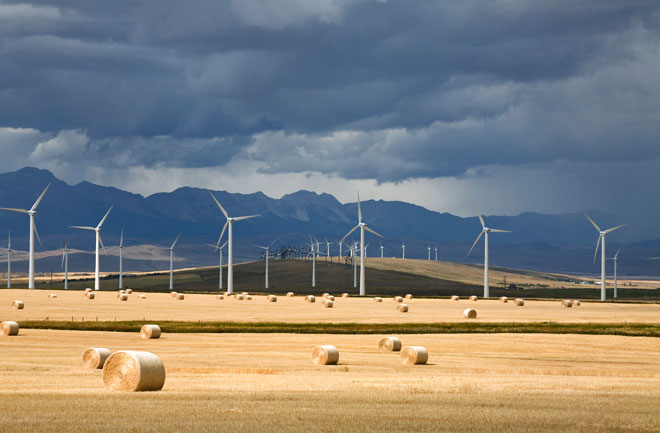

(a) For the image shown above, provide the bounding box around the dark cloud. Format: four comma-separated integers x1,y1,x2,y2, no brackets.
0,0,659,183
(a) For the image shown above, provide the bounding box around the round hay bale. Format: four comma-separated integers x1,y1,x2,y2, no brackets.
405,294,413,300
118,290,125,295
85,288,93,293
125,289,133,295
241,291,249,296
393,296,403,303
469,295,478,301
342,293,349,298
515,298,525,306
322,299,334,308
236,294,244,300
397,303,409,313
374,297,383,302
177,294,184,300
102,351,166,392
561,299,573,308
267,295,278,302
326,295,335,301
48,293,57,299
1,321,19,336
312,345,339,365
85,292,95,300
451,295,459,301
305,295,316,303
12,300,24,310
286,292,294,297
82,347,111,369
322,292,330,298
170,291,177,299
400,346,428,365
139,295,147,299
463,308,477,319
140,324,161,339
245,295,252,300
379,337,402,352
118,293,128,301
216,294,224,300
499,296,508,303
573,300,581,306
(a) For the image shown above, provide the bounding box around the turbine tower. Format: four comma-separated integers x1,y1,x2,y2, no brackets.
380,241,384,258
340,192,384,296
61,240,70,290
584,213,626,302
6,231,13,288
607,248,621,299
0,183,51,289
118,229,125,289
71,206,113,291
306,236,317,287
210,192,260,294
402,241,405,259
255,237,278,290
168,234,180,291
467,202,511,299
324,239,333,258
206,241,228,291
434,244,438,261
427,245,431,261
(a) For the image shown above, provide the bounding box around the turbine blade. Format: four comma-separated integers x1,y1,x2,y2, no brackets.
365,226,384,238
171,234,180,249
584,213,601,232
97,206,113,229
467,231,484,256
32,220,43,249
614,247,621,259
234,214,260,221
99,233,107,256
220,240,228,249
647,257,660,260
120,228,124,247
357,191,362,223
489,228,512,233
339,225,360,244
604,224,626,235
70,226,95,231
0,207,29,214
8,231,11,249
593,234,601,264
61,249,65,270
30,183,51,211
268,236,280,248
209,192,229,218
473,200,485,228
216,221,228,249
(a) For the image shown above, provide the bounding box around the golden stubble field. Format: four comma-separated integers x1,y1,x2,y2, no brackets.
2,288,660,323
1,329,660,432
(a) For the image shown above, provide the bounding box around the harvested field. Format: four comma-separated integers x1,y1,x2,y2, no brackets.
2,289,660,324
1,330,660,432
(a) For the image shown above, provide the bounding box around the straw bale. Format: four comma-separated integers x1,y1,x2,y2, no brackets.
515,298,525,306
393,296,403,303
1,321,19,336
322,299,334,308
397,304,409,312
405,294,413,300
400,346,428,365
140,324,161,339
102,351,166,392
499,296,508,303
286,292,295,297
469,295,478,301
82,347,111,369
118,293,128,301
379,337,402,352
311,345,339,365
85,292,95,300
12,300,24,310
374,297,383,302
561,299,573,308
451,295,460,301
305,295,316,303
342,293,349,298
267,295,278,302
463,308,477,319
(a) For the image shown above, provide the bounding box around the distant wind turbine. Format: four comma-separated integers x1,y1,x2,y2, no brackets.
324,239,333,258
210,192,260,294
401,241,405,259
427,244,431,261
584,213,626,302
61,240,70,290
71,206,113,291
607,248,621,299
340,192,384,296
380,241,384,258
306,236,317,287
6,231,13,288
168,234,180,291
434,244,438,262
0,183,51,288
467,202,511,299
255,237,278,289
118,229,125,290
206,241,228,291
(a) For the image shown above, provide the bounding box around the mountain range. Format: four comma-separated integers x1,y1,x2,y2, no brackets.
0,167,659,277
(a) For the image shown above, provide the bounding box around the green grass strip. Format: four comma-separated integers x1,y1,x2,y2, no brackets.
18,320,660,338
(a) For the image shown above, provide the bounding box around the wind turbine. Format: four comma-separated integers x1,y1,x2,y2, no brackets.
324,239,333,258
380,241,384,258
255,237,278,289
118,229,125,290
584,213,626,302
210,192,260,294
339,192,384,296
6,231,13,288
402,241,405,259
0,183,51,288
305,236,317,287
434,244,438,261
206,241,228,291
427,245,431,261
61,240,70,290
71,206,113,291
168,234,180,291
607,248,621,299
467,202,511,299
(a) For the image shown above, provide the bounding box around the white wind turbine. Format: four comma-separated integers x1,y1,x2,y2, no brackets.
210,192,260,294
351,241,358,288
338,240,343,262
324,239,333,258
118,229,125,290
584,213,626,302
61,240,71,290
255,237,278,290
427,244,431,261
0,183,51,289
401,241,405,259
71,206,113,291
168,234,180,291
206,241,228,291
305,236,318,287
6,231,13,288
467,202,511,299
340,192,383,296
434,244,438,261
607,248,621,299
380,241,384,258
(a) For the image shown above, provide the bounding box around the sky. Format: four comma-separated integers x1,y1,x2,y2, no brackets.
1,1,659,227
